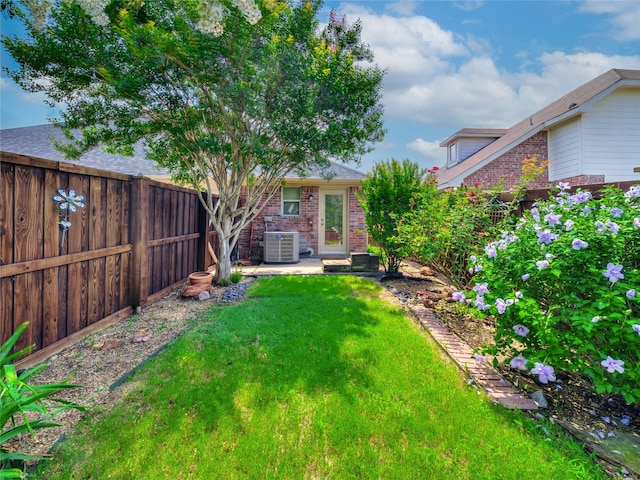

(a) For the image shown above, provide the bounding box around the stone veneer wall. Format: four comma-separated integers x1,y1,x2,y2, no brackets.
463,131,549,190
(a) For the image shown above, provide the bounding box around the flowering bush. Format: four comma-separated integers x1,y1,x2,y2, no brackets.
455,184,640,404
397,170,498,287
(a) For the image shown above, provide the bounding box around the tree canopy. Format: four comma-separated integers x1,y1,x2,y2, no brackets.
2,0,385,280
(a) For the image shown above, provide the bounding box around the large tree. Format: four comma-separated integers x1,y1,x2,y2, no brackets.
2,0,385,281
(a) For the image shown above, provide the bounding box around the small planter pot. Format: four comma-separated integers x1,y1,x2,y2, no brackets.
189,271,213,285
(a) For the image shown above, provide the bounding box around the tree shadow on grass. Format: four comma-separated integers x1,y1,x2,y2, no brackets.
44,275,608,480
60,276,391,476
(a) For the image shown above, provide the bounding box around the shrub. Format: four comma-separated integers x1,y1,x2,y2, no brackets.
398,169,497,287
454,184,640,404
230,270,243,284
357,159,427,273
1,324,85,478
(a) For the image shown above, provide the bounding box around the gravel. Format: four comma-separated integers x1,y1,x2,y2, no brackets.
221,280,254,302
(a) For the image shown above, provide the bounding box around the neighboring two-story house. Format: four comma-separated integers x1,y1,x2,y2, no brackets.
437,69,640,190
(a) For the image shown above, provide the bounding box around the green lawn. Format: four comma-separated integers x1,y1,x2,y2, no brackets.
37,276,605,479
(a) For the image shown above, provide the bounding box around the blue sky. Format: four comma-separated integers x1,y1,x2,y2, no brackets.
2,0,640,172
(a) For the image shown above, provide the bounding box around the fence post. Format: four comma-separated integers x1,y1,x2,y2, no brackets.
196,195,209,272
129,176,149,307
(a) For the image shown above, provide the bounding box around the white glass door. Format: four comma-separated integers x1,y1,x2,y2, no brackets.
319,190,347,255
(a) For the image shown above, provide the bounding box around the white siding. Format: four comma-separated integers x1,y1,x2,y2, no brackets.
458,137,497,161
581,87,640,181
548,118,582,181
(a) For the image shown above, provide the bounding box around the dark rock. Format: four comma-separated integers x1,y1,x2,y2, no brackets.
221,282,252,302
531,390,549,408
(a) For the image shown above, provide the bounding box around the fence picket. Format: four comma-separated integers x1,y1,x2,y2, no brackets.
1,152,217,363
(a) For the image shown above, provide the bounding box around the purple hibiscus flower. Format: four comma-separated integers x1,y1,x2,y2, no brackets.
572,238,588,250
610,207,623,218
537,229,559,245
603,263,624,283
451,291,466,303
601,356,625,374
531,363,556,384
544,212,561,226
536,260,550,270
510,355,528,371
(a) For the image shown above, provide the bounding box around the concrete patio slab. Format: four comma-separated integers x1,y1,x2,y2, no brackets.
237,257,324,276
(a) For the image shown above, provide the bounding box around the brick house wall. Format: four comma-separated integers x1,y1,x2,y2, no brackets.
463,131,550,190
235,185,367,262
235,186,317,261
553,174,605,186
348,186,368,253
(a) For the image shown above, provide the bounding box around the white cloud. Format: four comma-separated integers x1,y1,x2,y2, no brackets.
352,8,468,59
407,138,446,167
384,56,523,127
1,75,58,105
514,51,640,100
344,4,640,133
341,4,468,94
385,1,419,16
452,1,485,12
580,0,640,41
17,88,52,105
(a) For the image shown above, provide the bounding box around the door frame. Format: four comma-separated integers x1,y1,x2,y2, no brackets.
318,188,348,256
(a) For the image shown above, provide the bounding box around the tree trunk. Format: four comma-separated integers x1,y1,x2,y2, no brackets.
214,217,234,283
216,239,232,282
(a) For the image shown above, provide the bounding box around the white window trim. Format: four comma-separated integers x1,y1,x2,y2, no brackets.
447,143,458,167
282,187,301,216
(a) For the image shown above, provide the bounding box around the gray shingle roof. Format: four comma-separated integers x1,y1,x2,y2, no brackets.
0,123,365,180
0,124,168,176
288,161,365,180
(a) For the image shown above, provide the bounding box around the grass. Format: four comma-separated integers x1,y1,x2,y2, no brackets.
36,276,605,479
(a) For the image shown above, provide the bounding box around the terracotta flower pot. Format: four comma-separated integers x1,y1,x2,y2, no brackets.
189,271,213,285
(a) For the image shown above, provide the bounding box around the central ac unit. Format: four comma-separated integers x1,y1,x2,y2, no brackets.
264,232,300,263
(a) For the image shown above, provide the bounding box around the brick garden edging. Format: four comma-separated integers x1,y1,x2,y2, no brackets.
407,303,539,410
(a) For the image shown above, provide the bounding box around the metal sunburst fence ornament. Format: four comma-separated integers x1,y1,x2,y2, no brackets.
52,189,86,251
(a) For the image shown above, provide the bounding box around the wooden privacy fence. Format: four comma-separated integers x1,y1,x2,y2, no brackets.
516,180,639,212
0,152,217,365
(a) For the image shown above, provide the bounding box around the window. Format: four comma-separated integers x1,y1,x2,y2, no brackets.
282,187,300,215
447,143,457,166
